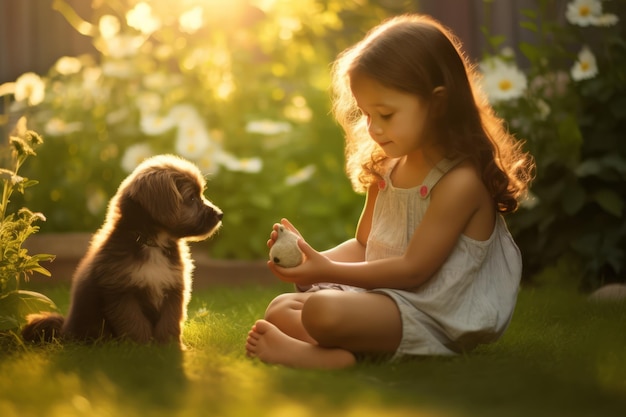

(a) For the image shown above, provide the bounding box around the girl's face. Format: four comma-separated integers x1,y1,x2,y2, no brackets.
350,73,433,159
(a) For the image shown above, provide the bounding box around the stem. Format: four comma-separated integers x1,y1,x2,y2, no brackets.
0,153,25,222
0,178,10,221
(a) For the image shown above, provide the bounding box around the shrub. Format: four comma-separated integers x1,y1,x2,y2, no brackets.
480,0,625,289
3,0,407,259
0,117,57,341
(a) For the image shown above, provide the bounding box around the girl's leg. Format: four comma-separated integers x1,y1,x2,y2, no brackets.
302,290,402,353
246,291,402,369
246,320,356,369
263,292,317,344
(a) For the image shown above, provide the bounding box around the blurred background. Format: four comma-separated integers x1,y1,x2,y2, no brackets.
0,0,624,290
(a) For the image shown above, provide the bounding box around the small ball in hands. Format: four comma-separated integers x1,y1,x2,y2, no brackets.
269,225,303,268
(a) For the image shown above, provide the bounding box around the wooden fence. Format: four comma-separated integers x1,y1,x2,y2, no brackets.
0,0,560,85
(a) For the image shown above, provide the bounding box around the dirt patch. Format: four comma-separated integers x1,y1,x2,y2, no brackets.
24,233,275,289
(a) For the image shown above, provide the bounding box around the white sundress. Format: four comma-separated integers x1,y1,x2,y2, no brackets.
366,157,522,358
299,158,522,358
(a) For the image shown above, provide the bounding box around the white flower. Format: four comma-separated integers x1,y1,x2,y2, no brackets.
175,120,211,159
82,67,102,88
0,170,23,185
277,16,302,41
565,0,618,26
535,99,551,121
566,0,602,26
237,157,263,173
140,112,176,135
245,119,292,135
86,187,107,215
106,107,130,125
44,118,83,136
101,59,135,78
136,92,162,115
126,2,161,35
217,151,263,173
285,165,316,186
99,15,120,39
194,307,209,318
55,56,82,75
520,191,539,210
81,67,107,101
284,95,313,123
179,6,204,34
571,46,598,81
102,34,145,59
194,152,221,176
121,143,153,173
168,103,203,125
14,72,45,106
142,72,168,91
592,13,619,26
500,47,516,58
215,75,235,100
0,81,15,97
479,58,527,103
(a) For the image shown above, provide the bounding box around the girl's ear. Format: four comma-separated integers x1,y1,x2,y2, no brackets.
431,86,447,119
432,86,446,97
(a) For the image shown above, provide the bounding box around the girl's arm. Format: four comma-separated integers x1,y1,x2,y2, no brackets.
269,164,494,290
270,185,378,263
320,184,378,262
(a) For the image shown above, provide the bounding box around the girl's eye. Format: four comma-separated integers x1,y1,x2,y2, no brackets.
380,113,393,120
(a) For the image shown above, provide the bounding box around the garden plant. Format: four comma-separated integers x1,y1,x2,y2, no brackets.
3,0,624,291
4,0,406,260
479,0,625,289
0,0,625,415
0,117,56,342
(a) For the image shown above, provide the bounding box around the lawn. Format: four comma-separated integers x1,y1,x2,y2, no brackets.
1,279,625,417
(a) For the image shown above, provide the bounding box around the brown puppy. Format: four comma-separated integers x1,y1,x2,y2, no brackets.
22,154,222,346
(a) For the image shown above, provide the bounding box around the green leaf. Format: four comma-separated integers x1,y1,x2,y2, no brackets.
575,159,603,177
610,96,626,118
0,290,59,331
519,41,541,62
561,182,586,216
576,154,626,180
557,116,583,164
520,21,538,33
593,189,623,217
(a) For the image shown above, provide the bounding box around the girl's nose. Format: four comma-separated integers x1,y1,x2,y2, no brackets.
367,120,383,136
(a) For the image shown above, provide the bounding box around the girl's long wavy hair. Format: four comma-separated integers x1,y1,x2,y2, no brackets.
331,14,534,213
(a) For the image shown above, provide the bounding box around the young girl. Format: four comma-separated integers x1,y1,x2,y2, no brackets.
245,14,534,369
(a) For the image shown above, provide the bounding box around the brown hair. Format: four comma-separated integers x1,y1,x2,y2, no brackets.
331,14,534,213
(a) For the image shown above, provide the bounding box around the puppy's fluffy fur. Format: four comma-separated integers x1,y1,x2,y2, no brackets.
22,154,222,346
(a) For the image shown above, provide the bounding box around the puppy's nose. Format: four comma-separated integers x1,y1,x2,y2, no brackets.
216,211,223,220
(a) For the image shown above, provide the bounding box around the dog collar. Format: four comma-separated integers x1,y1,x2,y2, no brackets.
135,233,158,248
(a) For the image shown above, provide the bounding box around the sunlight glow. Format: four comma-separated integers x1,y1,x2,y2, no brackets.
179,6,204,34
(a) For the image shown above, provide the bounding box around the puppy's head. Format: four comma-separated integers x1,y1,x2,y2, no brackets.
115,154,222,240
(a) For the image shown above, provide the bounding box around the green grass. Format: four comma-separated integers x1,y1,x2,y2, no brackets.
1,280,625,417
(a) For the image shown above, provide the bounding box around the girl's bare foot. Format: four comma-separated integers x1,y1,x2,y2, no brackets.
245,319,356,369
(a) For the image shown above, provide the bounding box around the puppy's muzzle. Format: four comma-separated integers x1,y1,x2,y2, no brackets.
214,209,224,221
204,205,223,228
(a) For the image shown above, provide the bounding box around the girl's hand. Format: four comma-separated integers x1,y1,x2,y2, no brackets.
267,218,302,249
267,228,331,286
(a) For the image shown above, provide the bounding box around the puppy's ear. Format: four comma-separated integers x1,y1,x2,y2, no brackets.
127,169,182,224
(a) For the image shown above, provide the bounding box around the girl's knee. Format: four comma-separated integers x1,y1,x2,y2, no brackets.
264,293,305,323
301,292,345,341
